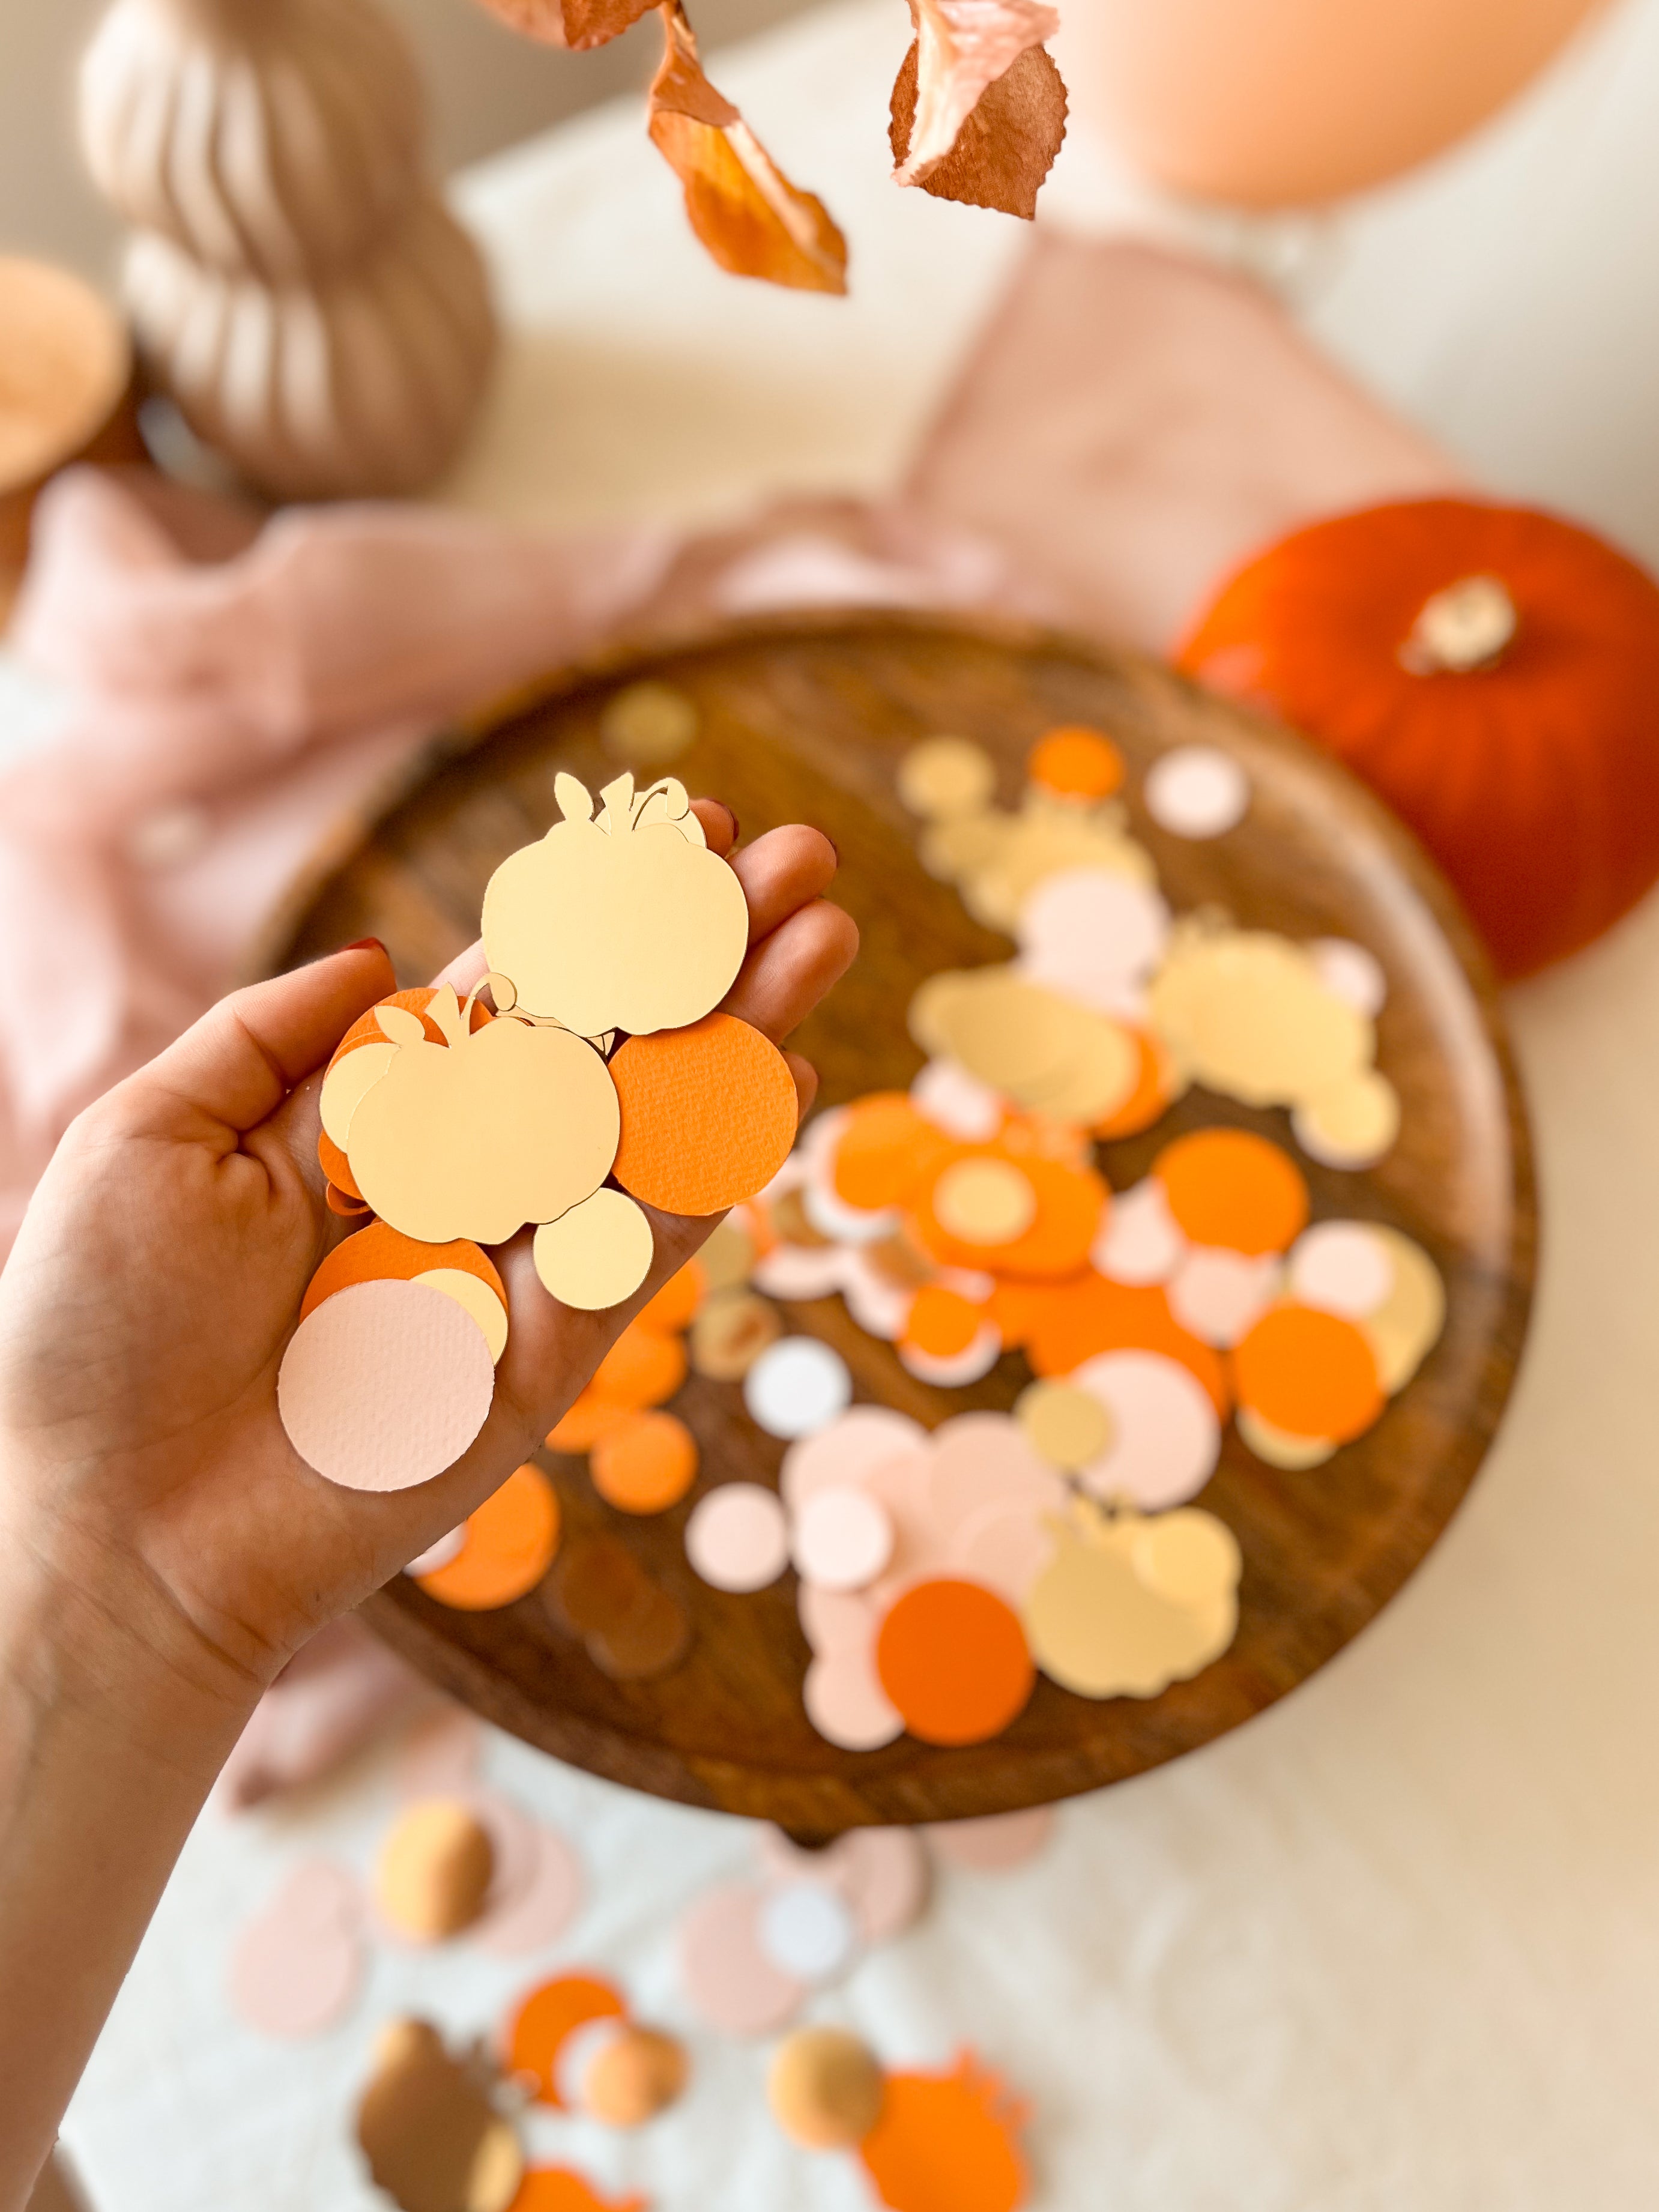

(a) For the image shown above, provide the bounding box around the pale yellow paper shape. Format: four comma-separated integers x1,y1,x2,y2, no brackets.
532,1186,654,1311
909,965,1135,1121
1149,924,1372,1108
347,1012,619,1247
897,736,997,821
1014,1379,1112,1472
1129,1508,1242,1607
1359,1225,1445,1392
932,1156,1036,1245
1293,1069,1401,1167
1234,1404,1336,1469
414,1268,509,1364
320,1041,396,1149
1023,1513,1236,1697
482,772,748,1036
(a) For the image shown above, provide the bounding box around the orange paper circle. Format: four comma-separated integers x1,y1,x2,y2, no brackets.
610,1014,799,1217
590,1410,700,1514
1091,1030,1174,1140
1154,1128,1308,1257
910,1150,1105,1281
636,1258,706,1337
859,2058,1027,2212
300,1220,506,1321
414,1463,560,1610
317,1128,363,1201
993,1273,1231,1416
1232,1302,1383,1441
875,1580,1035,1747
902,1285,985,1361
507,1974,627,2109
832,1094,954,1212
1026,725,1125,800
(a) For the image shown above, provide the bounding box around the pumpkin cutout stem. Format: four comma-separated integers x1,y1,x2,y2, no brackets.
1399,573,1516,674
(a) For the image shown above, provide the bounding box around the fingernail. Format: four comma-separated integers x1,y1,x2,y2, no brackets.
823,832,840,864
724,808,741,844
343,936,386,956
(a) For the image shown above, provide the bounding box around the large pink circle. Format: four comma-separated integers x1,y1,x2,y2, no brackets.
278,1278,496,1492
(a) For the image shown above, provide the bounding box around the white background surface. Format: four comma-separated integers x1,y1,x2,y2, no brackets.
28,0,1659,2202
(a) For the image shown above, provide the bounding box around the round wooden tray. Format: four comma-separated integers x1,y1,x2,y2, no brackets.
258,610,1535,1833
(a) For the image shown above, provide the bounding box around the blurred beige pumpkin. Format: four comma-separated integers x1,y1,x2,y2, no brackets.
1055,0,1610,207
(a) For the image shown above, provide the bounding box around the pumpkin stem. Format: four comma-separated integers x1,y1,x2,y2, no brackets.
1400,574,1516,674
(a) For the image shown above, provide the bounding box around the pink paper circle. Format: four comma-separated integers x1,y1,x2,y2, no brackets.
1289,1220,1394,1317
780,1406,926,1514
803,1648,904,1751
1167,1247,1278,1349
1073,1349,1221,1509
791,1486,894,1592
946,1499,1058,1608
685,1483,790,1592
679,1881,805,2035
474,1823,583,1957
228,1860,364,2038
278,1278,495,1491
840,1827,930,1943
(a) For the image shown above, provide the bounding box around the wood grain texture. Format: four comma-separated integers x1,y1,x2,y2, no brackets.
255,610,1535,1832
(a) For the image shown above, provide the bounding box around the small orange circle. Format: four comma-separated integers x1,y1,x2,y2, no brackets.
636,1259,706,1337
590,1410,699,1514
902,1284,985,1360
415,1463,560,1611
591,1322,687,1410
610,1013,799,1216
1232,1302,1383,1441
1027,725,1125,800
1154,1127,1308,1256
876,1579,1035,1746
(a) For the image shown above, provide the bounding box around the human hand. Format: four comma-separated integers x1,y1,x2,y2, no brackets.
0,802,854,1729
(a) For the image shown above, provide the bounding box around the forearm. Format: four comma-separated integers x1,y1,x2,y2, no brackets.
0,1533,258,2207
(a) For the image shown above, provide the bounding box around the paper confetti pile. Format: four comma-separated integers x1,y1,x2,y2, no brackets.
229,1691,1051,2212
278,772,800,1493
561,722,1443,1753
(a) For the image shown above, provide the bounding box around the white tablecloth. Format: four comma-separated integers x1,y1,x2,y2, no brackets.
47,1,1659,2204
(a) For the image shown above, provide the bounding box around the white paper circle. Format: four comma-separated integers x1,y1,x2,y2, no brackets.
758,1882,858,1983
791,1486,894,1592
278,1279,495,1492
744,1337,853,1439
684,1484,790,1592
1073,1349,1221,1510
1167,1247,1278,1349
1144,746,1250,838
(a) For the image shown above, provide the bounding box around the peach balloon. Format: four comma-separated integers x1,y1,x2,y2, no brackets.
1056,0,1610,207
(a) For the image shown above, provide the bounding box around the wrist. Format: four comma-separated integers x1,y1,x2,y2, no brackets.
0,1494,262,1780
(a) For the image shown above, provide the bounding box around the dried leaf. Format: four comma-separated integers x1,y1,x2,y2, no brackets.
648,1,848,294
890,7,1067,220
467,0,654,49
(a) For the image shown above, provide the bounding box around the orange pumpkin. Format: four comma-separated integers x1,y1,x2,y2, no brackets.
1177,498,1659,978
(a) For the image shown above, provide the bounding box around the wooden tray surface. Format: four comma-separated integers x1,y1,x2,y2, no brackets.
258,610,1535,1833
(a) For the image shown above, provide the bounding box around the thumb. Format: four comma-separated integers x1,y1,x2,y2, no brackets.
118,944,394,1139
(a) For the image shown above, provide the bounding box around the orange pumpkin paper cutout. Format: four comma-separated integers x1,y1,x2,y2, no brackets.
858,2052,1029,2212
482,770,749,1037
1179,498,1659,978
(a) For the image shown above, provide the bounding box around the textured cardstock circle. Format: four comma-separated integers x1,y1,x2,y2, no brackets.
279,1279,495,1491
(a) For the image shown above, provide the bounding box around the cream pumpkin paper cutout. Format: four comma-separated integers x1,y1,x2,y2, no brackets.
482,772,747,1038
347,985,620,1247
